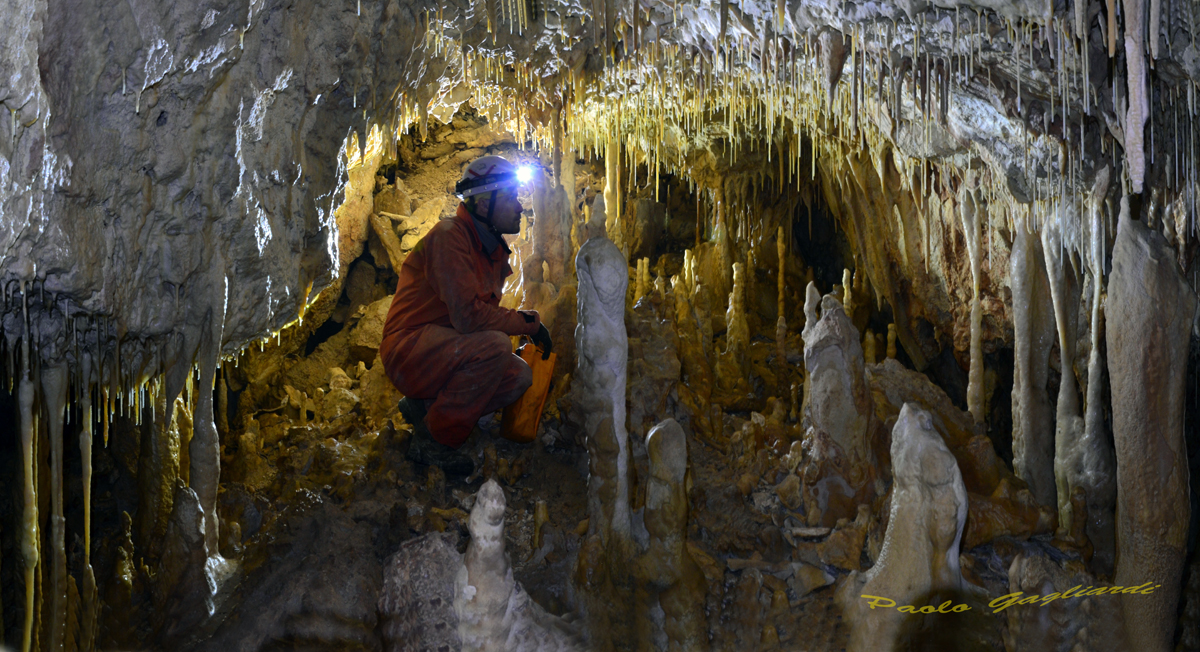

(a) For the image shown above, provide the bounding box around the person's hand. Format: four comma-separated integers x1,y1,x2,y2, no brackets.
531,323,553,360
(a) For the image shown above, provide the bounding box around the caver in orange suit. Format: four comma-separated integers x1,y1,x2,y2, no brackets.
379,203,540,448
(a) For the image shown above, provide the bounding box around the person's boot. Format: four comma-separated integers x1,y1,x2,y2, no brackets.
398,397,474,476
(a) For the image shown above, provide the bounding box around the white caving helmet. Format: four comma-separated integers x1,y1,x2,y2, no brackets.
455,155,533,198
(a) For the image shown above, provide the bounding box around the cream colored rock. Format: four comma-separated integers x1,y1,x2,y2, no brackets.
455,480,584,652
635,419,706,651
800,283,872,471
1010,222,1056,508
401,198,448,250
1107,201,1196,652
348,297,392,364
836,403,967,652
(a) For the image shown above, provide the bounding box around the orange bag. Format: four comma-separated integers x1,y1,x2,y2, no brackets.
500,342,557,443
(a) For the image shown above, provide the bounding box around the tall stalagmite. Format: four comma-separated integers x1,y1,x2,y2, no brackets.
573,234,632,650
1106,201,1196,652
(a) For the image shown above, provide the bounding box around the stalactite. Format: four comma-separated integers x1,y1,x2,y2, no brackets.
1010,220,1057,508
1043,215,1084,533
1082,166,1116,575
80,353,97,652
191,305,225,560
42,364,68,652
1123,0,1151,191
959,184,984,423
776,226,787,378
19,283,37,652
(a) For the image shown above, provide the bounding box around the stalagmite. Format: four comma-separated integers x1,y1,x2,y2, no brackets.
42,364,69,652
836,404,967,652
800,282,872,470
724,262,749,360
573,235,632,648
1010,221,1057,508
1107,195,1196,652
842,268,852,310
885,323,896,359
635,419,705,649
1081,167,1116,574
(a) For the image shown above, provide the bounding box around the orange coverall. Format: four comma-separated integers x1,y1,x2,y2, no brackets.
380,203,540,447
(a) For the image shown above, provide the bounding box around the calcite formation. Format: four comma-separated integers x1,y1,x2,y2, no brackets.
1107,203,1197,652
836,403,968,652
634,419,706,650
570,234,634,649
1,0,1199,646
800,283,872,474
1009,222,1056,509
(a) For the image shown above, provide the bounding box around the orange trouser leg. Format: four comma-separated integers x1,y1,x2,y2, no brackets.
385,325,532,447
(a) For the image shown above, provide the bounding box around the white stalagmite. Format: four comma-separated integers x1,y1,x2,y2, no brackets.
1107,191,1195,652
575,235,631,544
1081,167,1116,573
42,363,69,652
1009,220,1057,508
958,183,984,423
836,403,967,652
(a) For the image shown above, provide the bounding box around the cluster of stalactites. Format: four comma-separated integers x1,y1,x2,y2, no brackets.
384,0,1200,276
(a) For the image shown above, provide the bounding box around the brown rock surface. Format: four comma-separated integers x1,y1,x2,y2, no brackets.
1106,209,1196,652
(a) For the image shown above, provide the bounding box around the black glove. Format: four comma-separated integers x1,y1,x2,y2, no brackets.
531,323,553,360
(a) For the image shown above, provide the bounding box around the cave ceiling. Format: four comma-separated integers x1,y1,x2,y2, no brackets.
1,0,1197,382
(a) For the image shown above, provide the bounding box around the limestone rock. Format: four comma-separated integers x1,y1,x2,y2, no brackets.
774,474,803,511
789,563,835,599
401,198,447,250
455,480,585,652
196,500,382,652
818,504,870,571
321,387,361,421
836,403,967,652
379,532,462,652
328,367,355,391
1002,549,1130,651
359,354,403,427
348,297,392,364
1010,225,1056,508
374,184,413,217
1107,206,1196,652
800,285,872,473
345,259,383,310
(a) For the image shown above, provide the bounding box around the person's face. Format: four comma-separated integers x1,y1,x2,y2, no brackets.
478,186,523,234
